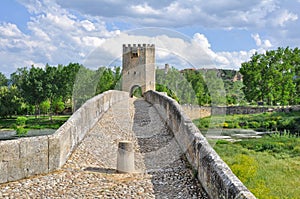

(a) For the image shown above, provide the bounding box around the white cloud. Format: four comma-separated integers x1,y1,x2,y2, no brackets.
273,10,298,27
251,33,261,46
1,0,299,77
80,20,96,31
251,33,272,49
55,0,283,29
83,31,247,70
131,3,160,15
0,23,24,38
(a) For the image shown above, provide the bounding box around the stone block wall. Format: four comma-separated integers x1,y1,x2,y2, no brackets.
0,90,129,184
144,90,256,199
181,105,211,120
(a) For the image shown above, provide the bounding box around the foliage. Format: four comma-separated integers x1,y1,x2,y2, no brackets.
194,111,300,135
132,86,142,98
13,116,28,136
52,97,65,114
0,86,22,118
156,83,180,102
214,135,300,198
0,72,8,86
40,99,50,114
240,47,300,105
0,115,70,130
156,67,197,104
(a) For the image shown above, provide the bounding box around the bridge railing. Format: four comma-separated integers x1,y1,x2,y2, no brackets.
0,90,129,184
144,90,256,199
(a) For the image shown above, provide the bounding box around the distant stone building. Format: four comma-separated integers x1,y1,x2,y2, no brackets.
122,44,155,96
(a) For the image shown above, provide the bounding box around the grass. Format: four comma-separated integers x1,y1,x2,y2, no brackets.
194,111,300,135
0,115,70,130
213,134,300,198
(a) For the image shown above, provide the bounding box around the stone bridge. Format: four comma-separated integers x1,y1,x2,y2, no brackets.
0,90,255,198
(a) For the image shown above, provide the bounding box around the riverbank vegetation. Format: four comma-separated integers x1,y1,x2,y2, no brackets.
214,134,300,198
0,115,70,130
194,111,300,135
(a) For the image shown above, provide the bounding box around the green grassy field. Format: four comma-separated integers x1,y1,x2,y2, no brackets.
0,115,70,130
213,135,300,198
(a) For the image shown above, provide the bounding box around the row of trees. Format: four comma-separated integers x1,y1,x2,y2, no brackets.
240,47,300,105
157,67,245,106
0,63,122,118
1,46,299,118
0,63,81,117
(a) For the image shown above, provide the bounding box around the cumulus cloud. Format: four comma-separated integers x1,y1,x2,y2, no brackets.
83,30,245,70
55,0,287,29
251,33,272,49
0,0,120,75
54,0,300,49
1,0,299,76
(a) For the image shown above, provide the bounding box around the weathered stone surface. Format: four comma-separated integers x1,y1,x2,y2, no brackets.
122,44,155,95
0,161,8,183
144,90,256,199
0,140,19,161
19,136,48,177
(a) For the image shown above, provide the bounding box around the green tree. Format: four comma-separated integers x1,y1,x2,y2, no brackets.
226,81,245,105
40,99,51,115
156,67,196,104
203,70,226,105
96,67,115,94
0,72,8,86
240,47,299,105
52,97,65,114
0,86,22,118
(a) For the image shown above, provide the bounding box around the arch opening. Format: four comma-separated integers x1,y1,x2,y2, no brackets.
130,85,143,98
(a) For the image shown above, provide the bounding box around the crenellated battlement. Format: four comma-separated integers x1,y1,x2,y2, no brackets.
123,44,155,53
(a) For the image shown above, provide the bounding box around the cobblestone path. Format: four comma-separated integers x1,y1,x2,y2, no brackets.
0,98,208,198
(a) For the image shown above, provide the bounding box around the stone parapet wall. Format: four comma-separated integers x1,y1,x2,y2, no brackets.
144,90,256,199
0,90,129,184
181,105,211,120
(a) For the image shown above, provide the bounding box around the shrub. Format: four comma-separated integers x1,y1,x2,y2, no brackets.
223,122,229,128
249,121,260,129
14,116,28,136
231,154,258,183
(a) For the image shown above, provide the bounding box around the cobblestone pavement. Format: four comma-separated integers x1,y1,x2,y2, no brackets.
0,98,208,198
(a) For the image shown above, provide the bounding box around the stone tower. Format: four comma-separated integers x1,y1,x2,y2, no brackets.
122,44,155,96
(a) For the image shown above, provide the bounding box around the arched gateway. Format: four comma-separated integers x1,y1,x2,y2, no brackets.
122,44,155,96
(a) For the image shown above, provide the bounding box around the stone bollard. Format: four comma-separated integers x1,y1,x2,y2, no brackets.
117,141,135,173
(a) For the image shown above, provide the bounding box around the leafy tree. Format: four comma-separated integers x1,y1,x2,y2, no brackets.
226,81,245,105
52,97,65,114
0,72,8,86
73,66,99,110
96,67,115,94
14,116,28,136
40,99,51,115
203,70,226,105
0,86,22,118
156,67,196,104
240,47,299,105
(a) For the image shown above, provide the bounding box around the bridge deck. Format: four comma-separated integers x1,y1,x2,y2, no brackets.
0,98,208,198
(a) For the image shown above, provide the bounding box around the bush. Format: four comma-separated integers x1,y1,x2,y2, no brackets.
249,121,260,129
16,116,27,126
231,154,258,183
14,116,28,136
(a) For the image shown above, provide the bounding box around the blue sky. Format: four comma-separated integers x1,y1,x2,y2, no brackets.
0,0,300,76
